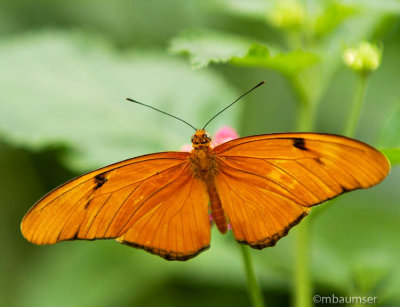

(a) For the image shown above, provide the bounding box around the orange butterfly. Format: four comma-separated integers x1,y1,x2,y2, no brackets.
20,82,390,260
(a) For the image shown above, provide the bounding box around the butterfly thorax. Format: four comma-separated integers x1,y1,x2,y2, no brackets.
189,130,218,181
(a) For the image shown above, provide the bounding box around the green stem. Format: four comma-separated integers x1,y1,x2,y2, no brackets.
290,75,314,132
297,100,314,132
343,73,369,137
292,100,313,307
293,222,312,307
289,74,315,307
239,245,265,307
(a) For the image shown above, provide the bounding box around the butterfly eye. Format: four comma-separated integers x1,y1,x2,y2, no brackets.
191,135,195,143
205,133,211,140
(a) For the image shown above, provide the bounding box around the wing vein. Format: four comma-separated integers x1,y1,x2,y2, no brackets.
262,159,320,202
102,183,142,237
219,160,306,204
117,165,189,236
293,160,337,196
84,193,113,238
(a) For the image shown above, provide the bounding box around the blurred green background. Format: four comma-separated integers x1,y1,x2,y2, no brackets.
1,0,399,306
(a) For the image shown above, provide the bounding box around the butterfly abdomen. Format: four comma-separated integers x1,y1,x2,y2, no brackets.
207,182,228,234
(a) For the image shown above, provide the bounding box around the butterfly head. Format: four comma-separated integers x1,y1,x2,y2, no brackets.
191,129,212,149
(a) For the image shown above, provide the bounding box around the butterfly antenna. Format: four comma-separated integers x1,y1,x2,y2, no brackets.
126,98,197,131
202,81,266,130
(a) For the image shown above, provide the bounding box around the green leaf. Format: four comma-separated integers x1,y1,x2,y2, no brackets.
0,31,240,171
171,29,318,74
231,43,319,75
381,148,400,165
170,29,255,69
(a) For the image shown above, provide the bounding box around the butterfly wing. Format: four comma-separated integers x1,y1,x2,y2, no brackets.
213,133,390,248
21,152,211,260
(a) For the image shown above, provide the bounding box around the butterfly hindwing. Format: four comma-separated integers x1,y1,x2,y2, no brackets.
215,164,310,248
214,133,390,248
116,164,211,260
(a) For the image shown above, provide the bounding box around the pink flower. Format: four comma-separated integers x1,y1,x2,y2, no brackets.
180,126,239,152
180,144,193,152
212,126,239,146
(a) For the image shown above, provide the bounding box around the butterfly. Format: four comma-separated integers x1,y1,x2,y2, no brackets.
20,82,390,261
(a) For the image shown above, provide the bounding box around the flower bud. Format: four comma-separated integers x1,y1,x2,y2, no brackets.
268,0,305,29
343,42,382,73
